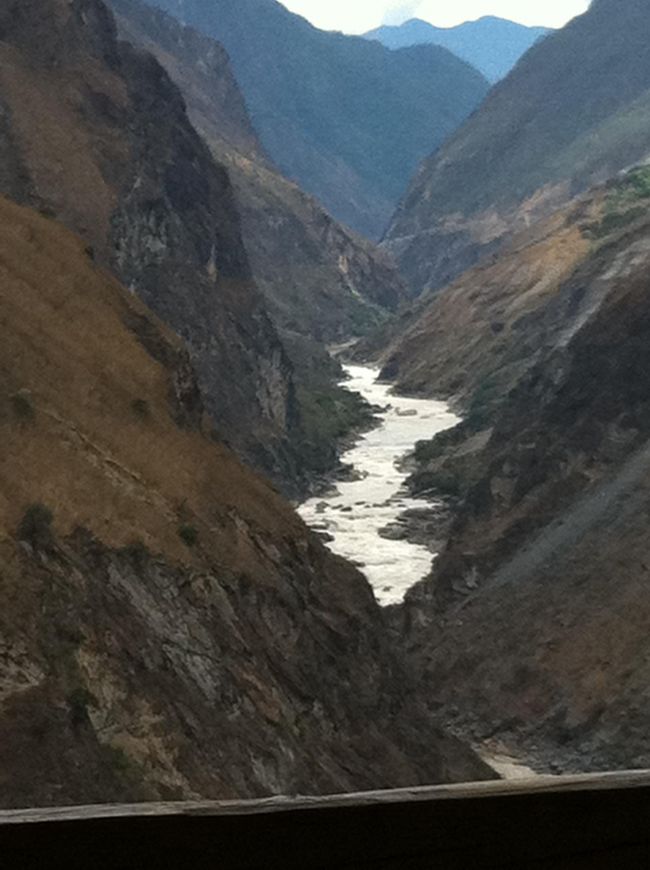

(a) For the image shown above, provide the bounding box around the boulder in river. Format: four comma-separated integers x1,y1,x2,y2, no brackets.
380,524,410,541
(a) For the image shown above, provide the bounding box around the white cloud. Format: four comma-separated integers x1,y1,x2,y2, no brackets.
382,2,422,27
280,0,383,33
281,0,591,34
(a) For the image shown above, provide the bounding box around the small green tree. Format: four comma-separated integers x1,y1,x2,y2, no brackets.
18,503,54,549
131,398,150,420
11,390,35,422
178,524,199,547
67,687,97,727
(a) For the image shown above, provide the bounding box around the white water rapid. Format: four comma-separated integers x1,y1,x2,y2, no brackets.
299,365,460,606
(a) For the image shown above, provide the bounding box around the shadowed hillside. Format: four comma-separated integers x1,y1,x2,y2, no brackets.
110,0,410,479
141,0,489,238
111,0,406,342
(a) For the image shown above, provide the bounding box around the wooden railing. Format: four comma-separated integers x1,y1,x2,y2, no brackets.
2,772,650,868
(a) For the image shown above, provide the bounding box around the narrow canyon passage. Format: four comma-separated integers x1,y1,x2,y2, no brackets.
299,365,459,606
299,365,541,778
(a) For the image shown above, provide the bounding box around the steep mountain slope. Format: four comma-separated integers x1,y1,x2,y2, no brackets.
0,193,493,808
141,0,489,239
364,16,550,82
391,170,650,773
380,182,604,403
0,0,302,490
110,0,405,343
385,0,650,294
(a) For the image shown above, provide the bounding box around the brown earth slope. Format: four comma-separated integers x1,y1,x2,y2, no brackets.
379,169,650,410
0,194,492,808
392,178,650,774
0,0,302,490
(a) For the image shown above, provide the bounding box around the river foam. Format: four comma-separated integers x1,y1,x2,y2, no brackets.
299,365,459,606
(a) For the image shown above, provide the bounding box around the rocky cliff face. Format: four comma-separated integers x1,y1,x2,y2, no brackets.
384,0,650,295
0,193,492,808
109,0,411,481
110,0,406,344
0,0,302,491
391,172,650,773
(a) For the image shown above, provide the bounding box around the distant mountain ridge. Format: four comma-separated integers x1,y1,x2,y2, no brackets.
140,0,489,238
384,0,650,295
364,16,550,83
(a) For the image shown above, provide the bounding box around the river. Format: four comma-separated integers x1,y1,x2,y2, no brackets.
299,365,459,606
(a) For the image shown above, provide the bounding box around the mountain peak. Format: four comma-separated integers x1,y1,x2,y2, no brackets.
365,14,551,81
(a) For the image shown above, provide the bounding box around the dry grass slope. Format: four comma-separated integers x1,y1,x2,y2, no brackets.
0,195,295,564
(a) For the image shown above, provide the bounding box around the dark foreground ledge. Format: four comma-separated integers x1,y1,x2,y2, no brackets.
2,772,650,868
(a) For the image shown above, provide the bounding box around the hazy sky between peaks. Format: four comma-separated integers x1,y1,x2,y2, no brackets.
281,0,591,34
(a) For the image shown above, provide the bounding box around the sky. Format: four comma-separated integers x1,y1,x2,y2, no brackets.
281,0,591,34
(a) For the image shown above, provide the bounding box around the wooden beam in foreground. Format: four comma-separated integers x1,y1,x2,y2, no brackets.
1,771,650,868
